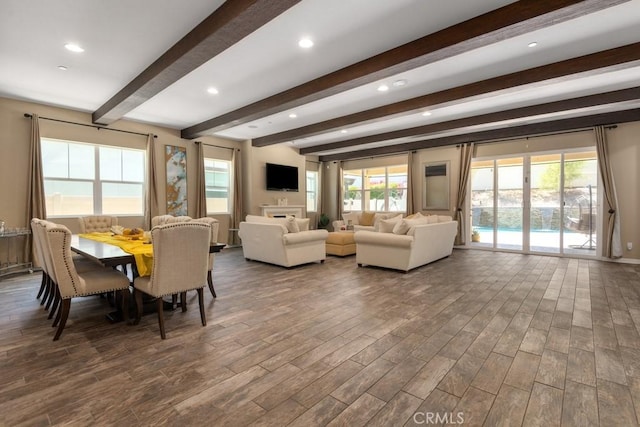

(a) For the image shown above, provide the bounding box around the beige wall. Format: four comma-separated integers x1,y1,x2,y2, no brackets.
3,95,640,260
321,125,640,260
0,97,296,247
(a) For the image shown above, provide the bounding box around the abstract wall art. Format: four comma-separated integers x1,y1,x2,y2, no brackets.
165,145,187,215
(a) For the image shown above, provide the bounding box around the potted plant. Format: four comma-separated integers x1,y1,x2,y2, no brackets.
318,213,330,229
471,228,480,242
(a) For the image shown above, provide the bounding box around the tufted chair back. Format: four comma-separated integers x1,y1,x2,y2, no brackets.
78,215,118,233
151,215,192,228
191,217,219,270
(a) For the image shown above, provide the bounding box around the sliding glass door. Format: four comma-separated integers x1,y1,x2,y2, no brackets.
470,149,598,256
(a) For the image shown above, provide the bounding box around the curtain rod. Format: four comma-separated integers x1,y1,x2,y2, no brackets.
24,113,157,138
194,140,239,151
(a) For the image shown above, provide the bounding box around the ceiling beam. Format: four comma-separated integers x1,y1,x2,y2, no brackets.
318,108,640,162
257,42,640,146
92,0,301,125
300,86,640,155
182,0,627,139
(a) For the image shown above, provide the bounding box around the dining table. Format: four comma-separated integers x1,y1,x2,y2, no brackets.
70,233,225,322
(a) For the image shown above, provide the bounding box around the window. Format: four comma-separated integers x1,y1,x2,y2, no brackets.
306,170,318,212
204,158,231,214
342,165,407,212
42,138,145,216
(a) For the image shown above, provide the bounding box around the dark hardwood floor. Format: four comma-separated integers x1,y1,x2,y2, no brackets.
2,248,640,426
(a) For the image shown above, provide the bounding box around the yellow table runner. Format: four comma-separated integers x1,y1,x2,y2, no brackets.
79,232,154,276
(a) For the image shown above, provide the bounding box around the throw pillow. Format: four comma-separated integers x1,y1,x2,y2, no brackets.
378,215,402,233
393,219,411,235
342,212,359,226
425,215,439,224
360,211,376,226
296,218,310,231
437,215,453,223
285,216,300,233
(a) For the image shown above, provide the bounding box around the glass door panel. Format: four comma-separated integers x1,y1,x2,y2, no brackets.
496,158,523,250
530,154,562,253
470,161,494,247
563,151,598,255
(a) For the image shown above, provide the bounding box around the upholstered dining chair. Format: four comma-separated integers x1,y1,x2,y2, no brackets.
78,215,118,233
191,217,220,298
43,222,131,340
133,222,210,339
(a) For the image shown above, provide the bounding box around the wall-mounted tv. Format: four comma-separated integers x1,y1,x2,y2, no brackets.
266,162,299,192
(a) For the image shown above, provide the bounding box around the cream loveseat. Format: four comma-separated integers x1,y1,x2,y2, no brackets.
239,215,329,267
355,214,457,272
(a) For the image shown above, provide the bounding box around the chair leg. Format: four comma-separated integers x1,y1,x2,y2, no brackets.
207,271,217,298
157,298,166,339
197,288,206,326
53,299,71,341
48,287,61,320
120,288,130,323
41,276,51,306
171,294,178,309
180,292,187,312
36,272,47,299
44,282,56,311
133,289,143,325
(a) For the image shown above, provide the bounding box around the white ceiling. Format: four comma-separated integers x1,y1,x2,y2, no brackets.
2,0,640,158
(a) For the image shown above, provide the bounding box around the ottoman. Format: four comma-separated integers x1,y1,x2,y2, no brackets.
326,231,356,256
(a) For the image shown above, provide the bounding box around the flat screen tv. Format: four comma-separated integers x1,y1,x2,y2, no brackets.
266,162,299,192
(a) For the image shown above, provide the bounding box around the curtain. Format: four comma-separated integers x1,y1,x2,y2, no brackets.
194,142,207,218
26,114,46,264
406,151,416,215
337,161,343,222
595,126,622,258
316,162,323,228
454,143,474,246
145,134,160,229
232,148,243,244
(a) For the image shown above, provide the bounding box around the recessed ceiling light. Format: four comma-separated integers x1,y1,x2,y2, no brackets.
298,38,314,49
289,113,297,118
64,43,84,53
57,65,68,71
377,84,389,92
340,129,348,134
422,111,432,116
392,79,408,87
207,87,219,95
528,41,538,48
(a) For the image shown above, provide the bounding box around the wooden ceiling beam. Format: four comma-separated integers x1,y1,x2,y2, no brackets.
318,108,640,162
257,42,640,146
92,0,301,125
182,0,627,139
300,86,640,155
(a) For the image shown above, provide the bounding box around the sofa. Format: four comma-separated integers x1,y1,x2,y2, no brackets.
354,214,457,272
332,211,401,232
239,215,329,267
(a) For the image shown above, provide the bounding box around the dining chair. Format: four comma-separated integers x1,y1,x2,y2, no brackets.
43,222,131,340
133,222,210,339
191,217,220,297
78,215,118,233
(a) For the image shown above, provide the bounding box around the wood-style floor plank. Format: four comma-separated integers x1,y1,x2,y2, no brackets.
2,248,640,426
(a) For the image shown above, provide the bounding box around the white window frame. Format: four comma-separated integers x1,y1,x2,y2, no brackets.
342,165,408,212
204,157,232,215
41,138,146,217
306,170,319,212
